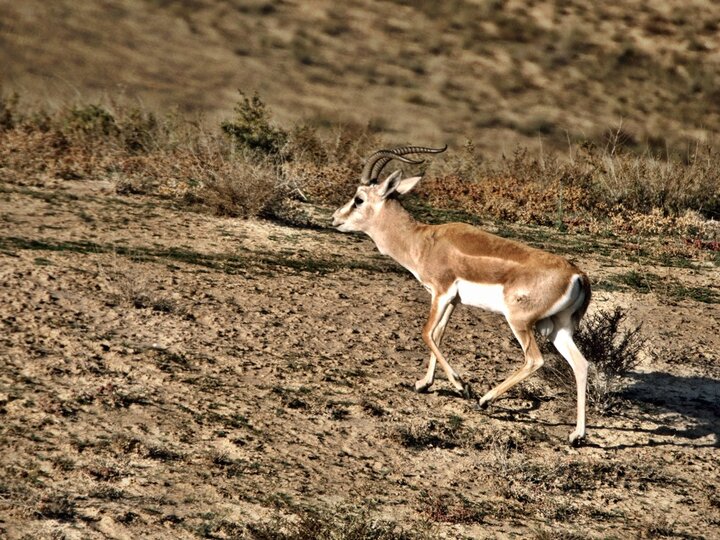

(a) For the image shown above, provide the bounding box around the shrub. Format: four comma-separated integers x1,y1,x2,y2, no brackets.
421,493,489,524
119,108,161,153
574,307,645,376
0,91,20,131
284,124,328,165
541,307,646,414
390,416,469,450
196,158,280,218
420,146,595,226
35,494,77,521
65,104,119,137
587,143,720,221
1,91,718,237
422,142,720,230
246,507,419,540
221,91,287,159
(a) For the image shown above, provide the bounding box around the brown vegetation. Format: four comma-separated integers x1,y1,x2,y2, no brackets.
1,91,718,263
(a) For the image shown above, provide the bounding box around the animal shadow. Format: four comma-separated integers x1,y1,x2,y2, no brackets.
610,370,720,448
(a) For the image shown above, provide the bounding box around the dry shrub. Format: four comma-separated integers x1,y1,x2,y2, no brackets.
418,173,588,226
98,256,177,312
284,124,328,165
0,91,288,218
34,493,77,521
246,508,418,540
191,157,280,218
421,493,489,524
0,128,109,183
283,161,357,205
389,415,469,450
541,307,646,415
281,119,383,206
420,147,594,226
639,516,680,539
575,307,646,376
0,91,20,131
590,144,720,219
0,100,173,185
2,89,718,238
608,206,720,242
422,141,720,238
280,121,383,205
321,122,383,169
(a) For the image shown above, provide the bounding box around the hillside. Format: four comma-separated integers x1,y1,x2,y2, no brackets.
2,0,720,154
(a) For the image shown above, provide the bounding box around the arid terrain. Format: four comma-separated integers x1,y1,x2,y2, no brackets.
1,1,720,538
1,176,718,538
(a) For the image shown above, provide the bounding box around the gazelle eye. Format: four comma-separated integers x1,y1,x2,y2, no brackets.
354,196,364,207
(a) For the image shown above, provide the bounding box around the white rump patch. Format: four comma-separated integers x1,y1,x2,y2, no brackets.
456,280,507,314
541,274,583,318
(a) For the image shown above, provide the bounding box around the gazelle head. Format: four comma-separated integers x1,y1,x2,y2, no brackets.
332,145,447,232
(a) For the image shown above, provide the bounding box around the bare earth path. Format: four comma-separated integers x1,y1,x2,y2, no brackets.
1,179,719,539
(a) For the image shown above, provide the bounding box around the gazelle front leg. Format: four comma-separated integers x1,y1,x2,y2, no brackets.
415,298,457,393
419,294,469,397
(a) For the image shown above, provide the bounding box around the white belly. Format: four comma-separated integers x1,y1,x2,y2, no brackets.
456,280,507,314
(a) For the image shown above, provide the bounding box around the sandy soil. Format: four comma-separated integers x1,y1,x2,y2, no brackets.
1,179,719,539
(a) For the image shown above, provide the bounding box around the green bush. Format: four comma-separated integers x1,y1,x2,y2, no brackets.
65,104,119,137
221,91,287,158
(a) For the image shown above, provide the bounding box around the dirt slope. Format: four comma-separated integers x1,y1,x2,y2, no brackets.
0,178,719,538
2,0,720,153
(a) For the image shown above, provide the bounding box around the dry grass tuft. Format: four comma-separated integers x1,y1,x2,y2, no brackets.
246,507,420,540
420,492,489,524
389,415,470,450
422,141,720,232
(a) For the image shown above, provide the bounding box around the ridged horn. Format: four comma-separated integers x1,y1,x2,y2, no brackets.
360,145,448,184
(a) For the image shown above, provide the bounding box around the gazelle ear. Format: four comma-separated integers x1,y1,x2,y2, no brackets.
395,175,422,195
379,170,422,198
378,170,403,198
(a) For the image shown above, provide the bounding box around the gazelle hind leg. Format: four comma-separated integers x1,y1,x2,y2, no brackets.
415,300,457,392
478,320,544,407
550,315,589,445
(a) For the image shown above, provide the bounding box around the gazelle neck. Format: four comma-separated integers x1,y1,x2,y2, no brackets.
365,199,424,272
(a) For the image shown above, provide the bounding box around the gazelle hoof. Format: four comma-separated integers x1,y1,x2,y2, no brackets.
476,396,492,410
568,432,586,447
414,380,431,393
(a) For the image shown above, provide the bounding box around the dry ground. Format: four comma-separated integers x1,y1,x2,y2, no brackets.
1,178,719,538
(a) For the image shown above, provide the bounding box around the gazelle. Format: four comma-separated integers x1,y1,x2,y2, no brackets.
332,146,592,445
